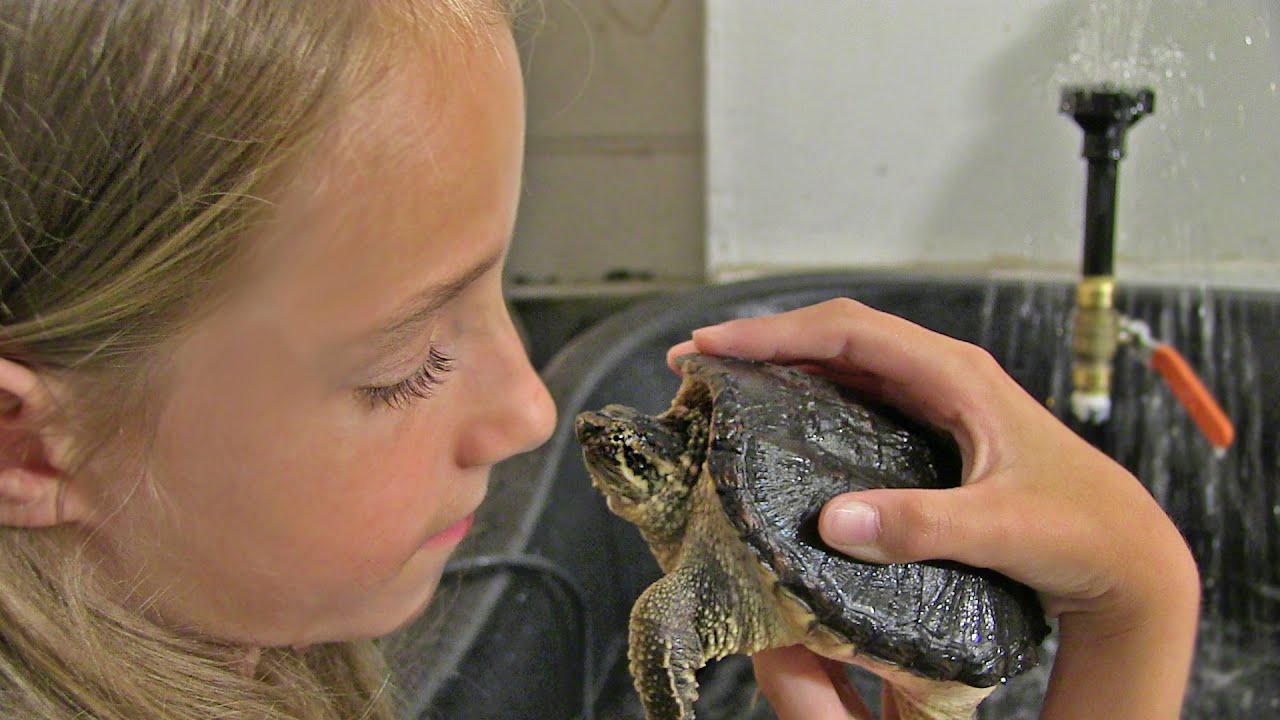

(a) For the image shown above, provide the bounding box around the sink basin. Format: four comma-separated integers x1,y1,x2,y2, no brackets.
389,271,1280,720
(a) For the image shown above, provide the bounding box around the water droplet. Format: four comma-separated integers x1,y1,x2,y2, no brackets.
1207,46,1217,61
1245,35,1253,46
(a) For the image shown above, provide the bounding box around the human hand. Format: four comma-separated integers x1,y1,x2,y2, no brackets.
667,298,1200,720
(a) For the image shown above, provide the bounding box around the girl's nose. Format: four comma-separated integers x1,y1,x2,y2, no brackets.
457,320,557,469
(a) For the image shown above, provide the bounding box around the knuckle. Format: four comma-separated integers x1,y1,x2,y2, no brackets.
888,495,955,561
956,342,1000,375
819,297,865,316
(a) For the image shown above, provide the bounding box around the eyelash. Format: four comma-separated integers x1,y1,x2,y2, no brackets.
358,346,455,410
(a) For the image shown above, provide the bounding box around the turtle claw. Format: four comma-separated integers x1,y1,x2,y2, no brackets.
629,658,698,720
628,577,705,719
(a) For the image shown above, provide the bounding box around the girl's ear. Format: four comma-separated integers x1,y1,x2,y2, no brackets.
0,358,92,527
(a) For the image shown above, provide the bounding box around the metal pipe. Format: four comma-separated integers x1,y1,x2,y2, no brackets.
1060,85,1154,423
1070,276,1119,423
1061,85,1153,277
1081,160,1119,276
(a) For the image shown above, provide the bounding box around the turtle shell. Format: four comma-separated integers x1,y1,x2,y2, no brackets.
677,354,1049,687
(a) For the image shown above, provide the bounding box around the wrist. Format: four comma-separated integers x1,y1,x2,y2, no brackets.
1043,544,1200,720
1045,605,1197,719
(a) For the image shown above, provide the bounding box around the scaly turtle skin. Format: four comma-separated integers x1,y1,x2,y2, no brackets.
575,354,1048,720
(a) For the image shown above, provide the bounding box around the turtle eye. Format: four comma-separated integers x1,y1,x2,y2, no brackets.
621,446,654,477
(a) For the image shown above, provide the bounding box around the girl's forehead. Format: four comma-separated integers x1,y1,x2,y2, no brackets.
223,23,524,346
322,26,517,214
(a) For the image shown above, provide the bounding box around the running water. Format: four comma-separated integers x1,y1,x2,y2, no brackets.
972,281,1279,719
1053,0,1161,86
982,3,1280,715
1050,0,1280,288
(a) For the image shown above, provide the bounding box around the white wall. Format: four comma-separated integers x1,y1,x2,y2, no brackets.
706,0,1280,288
508,0,705,290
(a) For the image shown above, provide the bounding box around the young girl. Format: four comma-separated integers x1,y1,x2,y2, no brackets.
0,1,1197,719
1,1,553,717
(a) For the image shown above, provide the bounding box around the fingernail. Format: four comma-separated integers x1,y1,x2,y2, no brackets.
691,324,725,339
824,501,880,547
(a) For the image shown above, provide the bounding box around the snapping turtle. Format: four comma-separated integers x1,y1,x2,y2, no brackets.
575,354,1048,720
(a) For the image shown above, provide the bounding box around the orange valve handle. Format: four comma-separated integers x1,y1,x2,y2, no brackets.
1148,343,1235,449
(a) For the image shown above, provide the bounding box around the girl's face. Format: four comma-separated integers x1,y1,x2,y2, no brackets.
79,23,556,646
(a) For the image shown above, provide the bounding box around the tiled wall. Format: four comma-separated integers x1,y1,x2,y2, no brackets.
508,0,705,289
507,1,1280,291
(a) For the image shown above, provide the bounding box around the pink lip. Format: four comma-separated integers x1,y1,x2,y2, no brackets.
423,513,474,548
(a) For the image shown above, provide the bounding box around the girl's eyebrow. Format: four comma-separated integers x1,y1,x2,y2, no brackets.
364,248,504,351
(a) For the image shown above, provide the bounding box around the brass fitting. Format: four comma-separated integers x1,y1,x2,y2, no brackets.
1070,276,1119,422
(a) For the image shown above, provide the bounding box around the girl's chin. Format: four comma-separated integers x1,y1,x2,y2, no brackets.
288,547,456,645
364,551,453,640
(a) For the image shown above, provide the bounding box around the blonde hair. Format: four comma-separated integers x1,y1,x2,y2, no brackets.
0,1,511,717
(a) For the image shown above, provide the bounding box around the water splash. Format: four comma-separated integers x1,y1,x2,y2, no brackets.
974,281,1279,719
1049,0,1280,290
1054,0,1163,86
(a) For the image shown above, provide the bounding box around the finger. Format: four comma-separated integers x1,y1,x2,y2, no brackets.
690,298,952,375
669,341,868,392
818,484,1011,568
817,475,1143,610
666,339,699,372
753,646,874,720
817,656,872,719
685,299,1029,442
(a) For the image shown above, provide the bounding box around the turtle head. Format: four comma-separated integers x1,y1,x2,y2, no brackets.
575,403,707,533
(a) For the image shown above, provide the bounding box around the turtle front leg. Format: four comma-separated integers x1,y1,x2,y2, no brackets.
627,571,706,720
628,545,794,719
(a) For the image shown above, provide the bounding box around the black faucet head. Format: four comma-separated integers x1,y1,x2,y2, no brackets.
1060,85,1155,160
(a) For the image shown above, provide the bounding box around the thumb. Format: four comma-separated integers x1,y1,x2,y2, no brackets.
818,485,1000,567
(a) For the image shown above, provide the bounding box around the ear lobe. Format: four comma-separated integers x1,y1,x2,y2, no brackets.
0,466,73,527
0,358,90,527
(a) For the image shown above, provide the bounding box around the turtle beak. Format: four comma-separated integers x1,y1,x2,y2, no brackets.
574,410,612,444
575,409,627,483
575,406,660,499
574,404,647,446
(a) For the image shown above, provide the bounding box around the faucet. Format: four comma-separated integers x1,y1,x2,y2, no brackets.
1060,84,1153,424
1060,85,1234,450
